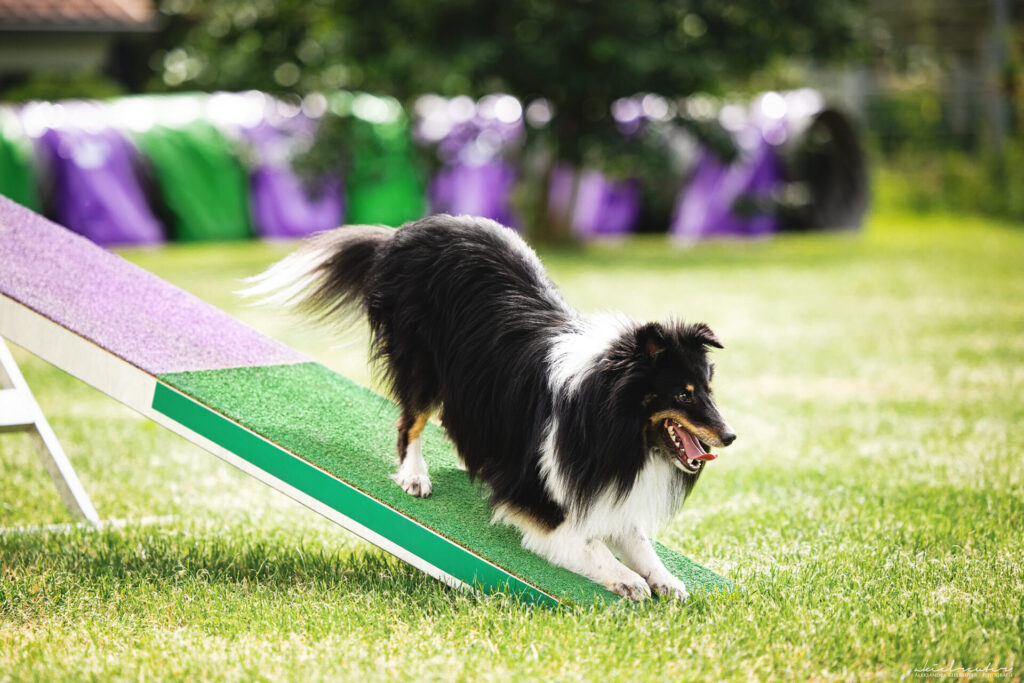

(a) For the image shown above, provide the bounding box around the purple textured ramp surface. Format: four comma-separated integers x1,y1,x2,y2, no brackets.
0,196,307,374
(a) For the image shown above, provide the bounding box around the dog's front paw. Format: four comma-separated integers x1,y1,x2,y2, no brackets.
393,472,432,498
609,577,652,602
647,572,689,602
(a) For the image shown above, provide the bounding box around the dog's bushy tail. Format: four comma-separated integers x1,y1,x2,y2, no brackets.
239,224,394,322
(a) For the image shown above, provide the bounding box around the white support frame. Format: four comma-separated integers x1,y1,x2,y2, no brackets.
0,336,100,526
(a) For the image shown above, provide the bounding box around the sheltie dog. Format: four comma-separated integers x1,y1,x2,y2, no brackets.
244,214,736,601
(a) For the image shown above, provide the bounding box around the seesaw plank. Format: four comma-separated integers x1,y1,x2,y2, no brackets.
0,292,496,599
0,196,731,603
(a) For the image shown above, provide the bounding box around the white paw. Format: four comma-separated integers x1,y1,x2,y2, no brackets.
393,472,432,498
608,576,652,601
647,572,689,602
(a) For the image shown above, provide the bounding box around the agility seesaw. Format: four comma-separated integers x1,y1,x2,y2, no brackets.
0,196,730,605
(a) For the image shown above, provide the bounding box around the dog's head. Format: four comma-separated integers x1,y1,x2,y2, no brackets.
608,321,736,476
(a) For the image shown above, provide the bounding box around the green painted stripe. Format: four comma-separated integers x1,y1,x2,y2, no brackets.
151,381,558,606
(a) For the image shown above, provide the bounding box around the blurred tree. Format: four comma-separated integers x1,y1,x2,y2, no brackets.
1,71,126,103
155,0,864,237
148,1,346,93
347,1,861,156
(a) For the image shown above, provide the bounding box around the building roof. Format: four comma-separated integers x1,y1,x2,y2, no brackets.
0,0,156,32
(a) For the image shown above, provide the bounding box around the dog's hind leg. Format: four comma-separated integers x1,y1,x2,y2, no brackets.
393,411,432,498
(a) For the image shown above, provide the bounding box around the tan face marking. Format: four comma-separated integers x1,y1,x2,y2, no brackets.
648,409,726,447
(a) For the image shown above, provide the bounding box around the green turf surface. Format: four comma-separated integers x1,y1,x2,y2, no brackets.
2,210,1021,680
155,362,730,603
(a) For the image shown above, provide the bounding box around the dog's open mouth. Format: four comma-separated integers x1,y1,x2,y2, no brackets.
663,418,717,474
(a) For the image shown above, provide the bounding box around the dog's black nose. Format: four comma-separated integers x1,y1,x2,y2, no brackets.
720,432,737,446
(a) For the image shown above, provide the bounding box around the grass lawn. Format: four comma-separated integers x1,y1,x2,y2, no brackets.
1,209,1022,681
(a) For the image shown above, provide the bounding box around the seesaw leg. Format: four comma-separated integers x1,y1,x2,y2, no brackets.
0,337,100,526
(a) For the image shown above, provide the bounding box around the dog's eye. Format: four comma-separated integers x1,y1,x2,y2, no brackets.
676,391,693,404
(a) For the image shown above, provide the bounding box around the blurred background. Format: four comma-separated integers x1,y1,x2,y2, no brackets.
3,7,1023,676
1,0,1020,245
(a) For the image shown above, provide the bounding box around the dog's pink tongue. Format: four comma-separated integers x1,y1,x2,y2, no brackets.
674,424,717,461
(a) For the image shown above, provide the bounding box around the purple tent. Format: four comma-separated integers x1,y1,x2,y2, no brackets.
418,96,523,227
36,126,164,246
241,120,343,239
670,136,782,242
429,161,517,227
548,165,642,238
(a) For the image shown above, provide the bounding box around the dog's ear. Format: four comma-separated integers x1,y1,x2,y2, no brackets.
635,322,668,362
688,322,724,349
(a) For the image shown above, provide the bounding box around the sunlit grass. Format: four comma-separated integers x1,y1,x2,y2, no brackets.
1,209,1021,680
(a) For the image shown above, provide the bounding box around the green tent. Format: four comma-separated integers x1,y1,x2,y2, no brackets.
135,121,252,241
0,118,41,212
340,94,425,227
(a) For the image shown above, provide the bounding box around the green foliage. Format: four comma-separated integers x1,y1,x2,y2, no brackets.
341,0,862,161
151,0,350,93
0,71,126,103
865,89,950,156
154,0,864,162
876,141,1024,222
